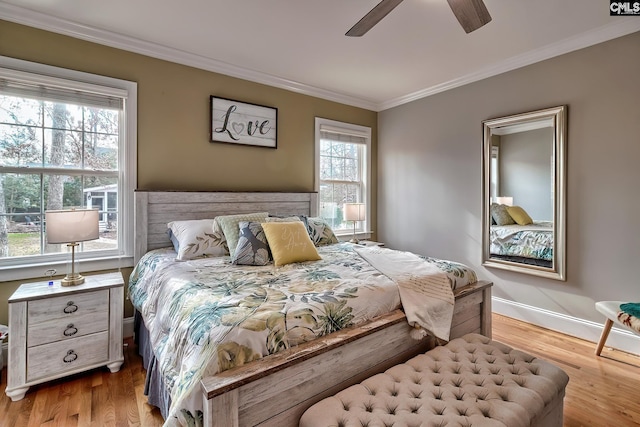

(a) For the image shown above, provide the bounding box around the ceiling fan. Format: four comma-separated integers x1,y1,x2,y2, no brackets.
346,0,492,37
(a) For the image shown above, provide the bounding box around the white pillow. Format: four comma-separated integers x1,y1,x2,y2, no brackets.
167,219,227,260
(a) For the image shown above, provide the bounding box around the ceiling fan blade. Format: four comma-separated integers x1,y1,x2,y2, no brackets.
446,0,492,33
346,0,404,37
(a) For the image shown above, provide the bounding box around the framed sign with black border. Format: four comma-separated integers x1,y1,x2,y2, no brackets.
210,96,277,148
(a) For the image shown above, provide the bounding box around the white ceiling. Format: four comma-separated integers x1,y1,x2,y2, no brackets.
2,1,639,111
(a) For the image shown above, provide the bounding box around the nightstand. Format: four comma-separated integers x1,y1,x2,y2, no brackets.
5,272,124,401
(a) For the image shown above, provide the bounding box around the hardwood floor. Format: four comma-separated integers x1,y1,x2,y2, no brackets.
492,314,640,427
0,337,164,427
1,314,639,426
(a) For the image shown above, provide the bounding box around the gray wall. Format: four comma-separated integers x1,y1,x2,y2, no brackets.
501,128,553,221
378,32,640,333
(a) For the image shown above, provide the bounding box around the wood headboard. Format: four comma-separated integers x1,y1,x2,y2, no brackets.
134,191,318,262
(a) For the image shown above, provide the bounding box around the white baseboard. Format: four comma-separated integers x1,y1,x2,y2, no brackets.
493,297,640,356
1,316,136,370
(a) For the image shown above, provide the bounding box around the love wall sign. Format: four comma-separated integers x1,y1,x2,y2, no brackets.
210,96,278,148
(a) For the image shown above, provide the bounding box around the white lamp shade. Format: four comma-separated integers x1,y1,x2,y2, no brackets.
343,203,366,222
46,209,99,244
494,197,513,206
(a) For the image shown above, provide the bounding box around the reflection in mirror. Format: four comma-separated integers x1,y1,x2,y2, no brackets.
482,106,566,280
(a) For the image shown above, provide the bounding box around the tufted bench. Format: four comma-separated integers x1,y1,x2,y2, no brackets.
299,333,569,427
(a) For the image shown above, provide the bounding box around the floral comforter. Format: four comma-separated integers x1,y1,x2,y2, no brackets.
128,243,477,427
490,221,553,261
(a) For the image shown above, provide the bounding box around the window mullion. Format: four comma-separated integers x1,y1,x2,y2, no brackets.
319,179,360,186
0,166,118,177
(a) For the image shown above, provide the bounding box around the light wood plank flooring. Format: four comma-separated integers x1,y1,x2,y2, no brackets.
492,314,640,427
0,337,164,427
1,314,639,426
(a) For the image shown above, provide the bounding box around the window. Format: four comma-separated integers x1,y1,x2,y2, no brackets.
490,145,499,199
314,118,371,237
0,56,136,281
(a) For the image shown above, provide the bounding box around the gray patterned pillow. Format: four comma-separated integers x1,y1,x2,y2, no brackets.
232,221,270,266
215,212,269,257
491,203,516,226
306,216,339,246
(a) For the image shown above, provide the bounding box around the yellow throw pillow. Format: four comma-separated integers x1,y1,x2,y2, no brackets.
261,221,321,267
507,206,533,225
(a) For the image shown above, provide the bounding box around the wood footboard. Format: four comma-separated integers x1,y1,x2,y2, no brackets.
200,280,492,427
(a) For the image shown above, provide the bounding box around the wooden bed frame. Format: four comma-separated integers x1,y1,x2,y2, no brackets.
134,190,492,427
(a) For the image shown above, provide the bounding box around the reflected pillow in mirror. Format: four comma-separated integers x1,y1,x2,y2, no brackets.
507,206,533,225
491,203,516,226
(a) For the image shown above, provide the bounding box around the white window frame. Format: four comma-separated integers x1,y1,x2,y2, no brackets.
314,117,371,240
491,145,499,200
0,56,137,281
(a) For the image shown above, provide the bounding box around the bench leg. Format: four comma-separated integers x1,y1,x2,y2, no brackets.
595,318,614,356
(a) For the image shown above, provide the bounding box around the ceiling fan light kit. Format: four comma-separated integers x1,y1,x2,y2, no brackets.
346,0,491,37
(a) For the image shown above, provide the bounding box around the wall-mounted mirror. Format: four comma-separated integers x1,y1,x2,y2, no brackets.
482,106,566,280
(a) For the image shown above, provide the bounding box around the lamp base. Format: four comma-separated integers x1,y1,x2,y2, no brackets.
349,237,360,244
61,273,85,287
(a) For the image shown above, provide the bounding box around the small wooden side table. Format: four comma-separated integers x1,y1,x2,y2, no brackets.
5,272,124,401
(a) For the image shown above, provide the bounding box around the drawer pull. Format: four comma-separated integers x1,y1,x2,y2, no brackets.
63,324,78,337
63,301,78,314
63,350,78,363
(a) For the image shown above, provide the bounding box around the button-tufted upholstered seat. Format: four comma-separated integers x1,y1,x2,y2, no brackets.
299,333,569,427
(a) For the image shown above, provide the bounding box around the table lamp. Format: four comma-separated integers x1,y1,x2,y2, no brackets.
494,196,513,206
45,208,99,286
343,203,366,244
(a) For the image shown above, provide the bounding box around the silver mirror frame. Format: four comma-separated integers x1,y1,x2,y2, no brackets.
482,105,567,281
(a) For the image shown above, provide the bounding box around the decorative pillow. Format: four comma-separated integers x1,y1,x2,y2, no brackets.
167,219,227,260
507,206,533,225
212,219,230,255
265,216,303,223
490,203,516,226
306,216,339,246
215,212,269,256
261,221,321,267
232,221,270,266
167,228,180,252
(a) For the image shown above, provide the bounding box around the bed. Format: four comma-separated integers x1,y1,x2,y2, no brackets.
489,220,553,267
132,190,493,427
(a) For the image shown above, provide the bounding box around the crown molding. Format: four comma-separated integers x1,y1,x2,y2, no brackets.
0,3,379,111
2,3,639,112
379,20,640,111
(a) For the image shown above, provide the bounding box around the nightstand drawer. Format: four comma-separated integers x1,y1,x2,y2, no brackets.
27,311,109,347
28,290,108,324
27,331,109,382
